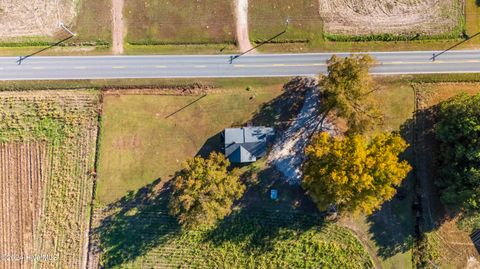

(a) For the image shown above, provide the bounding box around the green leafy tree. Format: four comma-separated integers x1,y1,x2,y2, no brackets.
435,93,480,212
168,152,245,229
302,132,411,214
319,54,382,134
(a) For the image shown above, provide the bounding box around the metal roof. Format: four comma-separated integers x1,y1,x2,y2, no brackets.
224,127,274,163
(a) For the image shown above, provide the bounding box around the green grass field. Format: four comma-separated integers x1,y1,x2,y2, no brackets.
249,0,323,47
466,0,480,39
96,80,285,205
373,77,415,132
124,0,235,45
72,0,112,45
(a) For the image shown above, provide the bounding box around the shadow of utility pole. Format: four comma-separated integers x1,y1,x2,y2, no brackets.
165,94,207,119
431,31,480,61
230,18,290,63
16,35,74,65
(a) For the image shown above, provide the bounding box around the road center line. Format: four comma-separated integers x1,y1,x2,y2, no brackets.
31,66,45,70
381,60,480,65
112,66,126,69
233,60,480,68
194,65,207,68
234,63,326,68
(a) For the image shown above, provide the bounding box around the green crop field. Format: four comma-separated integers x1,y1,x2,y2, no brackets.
93,200,373,268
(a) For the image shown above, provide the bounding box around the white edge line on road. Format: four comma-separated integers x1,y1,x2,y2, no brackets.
2,70,480,81
2,49,479,60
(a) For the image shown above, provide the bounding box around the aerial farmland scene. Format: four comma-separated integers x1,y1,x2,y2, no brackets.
0,0,479,268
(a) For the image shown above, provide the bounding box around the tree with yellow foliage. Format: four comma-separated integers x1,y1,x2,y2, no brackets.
302,132,411,214
168,152,245,229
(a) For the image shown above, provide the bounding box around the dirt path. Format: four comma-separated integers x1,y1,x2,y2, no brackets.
112,0,124,54
235,0,254,52
339,217,383,269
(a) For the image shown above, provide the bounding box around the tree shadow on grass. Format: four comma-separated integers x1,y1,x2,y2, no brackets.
250,76,310,131
203,165,322,253
367,107,452,259
367,176,415,259
203,204,323,254
196,132,223,158
93,179,180,268
366,114,417,259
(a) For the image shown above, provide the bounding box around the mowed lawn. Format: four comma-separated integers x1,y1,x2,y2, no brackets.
124,0,235,45
249,0,323,46
96,82,284,205
373,77,415,132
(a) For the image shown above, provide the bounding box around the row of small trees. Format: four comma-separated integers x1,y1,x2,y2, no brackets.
168,55,412,229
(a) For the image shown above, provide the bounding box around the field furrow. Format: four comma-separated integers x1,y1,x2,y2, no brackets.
0,91,100,269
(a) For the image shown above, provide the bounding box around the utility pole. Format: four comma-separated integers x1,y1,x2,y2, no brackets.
230,18,290,63
59,22,76,36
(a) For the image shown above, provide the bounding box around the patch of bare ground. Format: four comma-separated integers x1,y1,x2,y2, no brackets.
235,0,254,52
0,0,77,39
0,142,46,269
267,77,337,184
319,0,462,35
112,0,124,54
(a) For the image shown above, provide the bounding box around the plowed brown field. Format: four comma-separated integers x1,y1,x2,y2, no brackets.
0,142,46,269
319,0,463,35
0,0,77,38
0,91,99,269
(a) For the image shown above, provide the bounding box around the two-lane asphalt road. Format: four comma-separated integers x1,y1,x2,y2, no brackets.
0,50,479,80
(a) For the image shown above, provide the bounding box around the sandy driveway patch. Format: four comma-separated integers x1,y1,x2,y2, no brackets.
235,0,254,52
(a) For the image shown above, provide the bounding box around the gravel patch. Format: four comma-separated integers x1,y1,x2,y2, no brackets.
268,77,335,184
